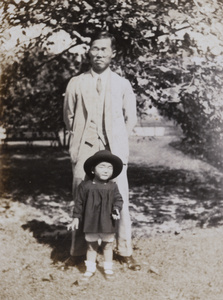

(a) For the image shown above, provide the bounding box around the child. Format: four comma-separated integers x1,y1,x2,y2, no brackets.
67,150,123,281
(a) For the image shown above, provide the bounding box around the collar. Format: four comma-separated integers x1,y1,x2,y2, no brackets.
91,68,110,82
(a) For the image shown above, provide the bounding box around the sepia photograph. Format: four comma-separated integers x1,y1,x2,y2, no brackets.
0,0,223,299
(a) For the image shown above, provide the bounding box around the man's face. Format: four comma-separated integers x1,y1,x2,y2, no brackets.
89,38,116,74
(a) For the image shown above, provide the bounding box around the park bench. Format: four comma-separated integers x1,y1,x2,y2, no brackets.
3,128,61,147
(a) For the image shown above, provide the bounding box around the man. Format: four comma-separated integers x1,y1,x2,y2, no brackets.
63,31,140,271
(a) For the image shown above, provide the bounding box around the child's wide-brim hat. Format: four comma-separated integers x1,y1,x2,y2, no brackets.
84,150,123,180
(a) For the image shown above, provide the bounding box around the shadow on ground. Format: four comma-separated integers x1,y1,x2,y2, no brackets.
128,164,223,232
22,220,72,264
0,145,72,202
1,144,223,262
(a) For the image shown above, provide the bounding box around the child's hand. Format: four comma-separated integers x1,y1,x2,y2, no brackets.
112,209,120,220
67,218,79,231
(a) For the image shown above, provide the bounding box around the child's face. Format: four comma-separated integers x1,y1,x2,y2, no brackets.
93,161,113,182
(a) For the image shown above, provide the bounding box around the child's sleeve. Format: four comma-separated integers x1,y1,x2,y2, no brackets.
112,183,123,212
72,182,85,219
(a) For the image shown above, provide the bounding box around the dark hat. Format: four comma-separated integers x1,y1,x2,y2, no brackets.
84,150,123,180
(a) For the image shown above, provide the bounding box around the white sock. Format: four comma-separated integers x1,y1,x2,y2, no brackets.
85,260,96,274
104,261,113,274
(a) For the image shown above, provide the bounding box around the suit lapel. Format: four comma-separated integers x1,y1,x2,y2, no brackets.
80,71,94,115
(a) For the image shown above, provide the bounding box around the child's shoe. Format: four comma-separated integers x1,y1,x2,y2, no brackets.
80,261,96,282
104,261,114,280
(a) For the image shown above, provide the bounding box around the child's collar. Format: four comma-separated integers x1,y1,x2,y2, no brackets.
92,180,108,185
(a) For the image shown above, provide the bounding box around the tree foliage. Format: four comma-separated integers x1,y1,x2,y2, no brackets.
0,0,223,166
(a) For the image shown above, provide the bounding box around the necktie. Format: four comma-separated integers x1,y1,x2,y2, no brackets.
96,77,102,95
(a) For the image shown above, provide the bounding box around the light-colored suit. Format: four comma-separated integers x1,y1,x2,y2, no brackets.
63,68,137,256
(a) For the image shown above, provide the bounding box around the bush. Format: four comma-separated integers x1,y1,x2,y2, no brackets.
144,56,223,168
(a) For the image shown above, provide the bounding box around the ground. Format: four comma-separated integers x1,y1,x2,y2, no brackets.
0,135,223,300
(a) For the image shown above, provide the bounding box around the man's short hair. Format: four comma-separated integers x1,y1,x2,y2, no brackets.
90,31,116,50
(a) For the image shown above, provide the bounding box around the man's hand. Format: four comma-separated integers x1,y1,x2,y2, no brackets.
67,218,79,231
112,209,120,220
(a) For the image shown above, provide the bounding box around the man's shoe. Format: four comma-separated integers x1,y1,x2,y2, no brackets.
118,255,141,271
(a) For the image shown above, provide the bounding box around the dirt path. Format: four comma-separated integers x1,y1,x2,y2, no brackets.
129,136,220,173
0,136,223,300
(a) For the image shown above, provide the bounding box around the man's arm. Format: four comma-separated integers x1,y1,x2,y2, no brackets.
63,77,77,132
122,79,137,136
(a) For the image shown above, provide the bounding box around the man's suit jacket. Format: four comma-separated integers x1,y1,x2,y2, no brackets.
63,69,137,165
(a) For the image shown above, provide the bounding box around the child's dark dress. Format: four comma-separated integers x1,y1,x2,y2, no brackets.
73,180,123,234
